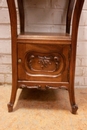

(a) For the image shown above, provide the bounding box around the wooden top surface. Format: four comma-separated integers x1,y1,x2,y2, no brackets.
17,32,71,44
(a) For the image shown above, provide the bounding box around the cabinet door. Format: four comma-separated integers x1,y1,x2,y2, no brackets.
18,43,70,83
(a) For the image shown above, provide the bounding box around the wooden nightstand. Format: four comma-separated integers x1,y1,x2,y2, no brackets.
7,0,84,114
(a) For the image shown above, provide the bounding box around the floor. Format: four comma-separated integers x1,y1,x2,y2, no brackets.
0,85,87,130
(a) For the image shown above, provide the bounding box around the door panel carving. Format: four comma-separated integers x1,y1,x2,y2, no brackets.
25,51,66,77
18,43,70,82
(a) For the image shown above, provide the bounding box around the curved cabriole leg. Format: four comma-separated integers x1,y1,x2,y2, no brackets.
69,0,85,114
68,85,78,114
6,0,18,112
7,86,18,112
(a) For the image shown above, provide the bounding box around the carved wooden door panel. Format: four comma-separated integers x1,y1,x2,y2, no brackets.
18,43,70,84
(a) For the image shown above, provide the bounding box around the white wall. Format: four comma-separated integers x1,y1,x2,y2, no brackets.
0,0,87,87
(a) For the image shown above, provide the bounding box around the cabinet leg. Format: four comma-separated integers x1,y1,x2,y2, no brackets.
7,85,18,112
71,104,78,114
7,103,13,112
68,85,78,114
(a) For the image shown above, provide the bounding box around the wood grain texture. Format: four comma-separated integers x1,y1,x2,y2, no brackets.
17,32,71,44
17,43,70,82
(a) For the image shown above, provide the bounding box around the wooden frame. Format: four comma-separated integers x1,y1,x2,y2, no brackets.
7,0,85,113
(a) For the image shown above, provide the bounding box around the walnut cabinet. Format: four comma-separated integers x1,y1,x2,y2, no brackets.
7,0,85,114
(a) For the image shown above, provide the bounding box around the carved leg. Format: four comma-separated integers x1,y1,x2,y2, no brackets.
68,84,78,114
7,84,18,112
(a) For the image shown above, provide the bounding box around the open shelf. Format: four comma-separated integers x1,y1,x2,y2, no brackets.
17,32,71,44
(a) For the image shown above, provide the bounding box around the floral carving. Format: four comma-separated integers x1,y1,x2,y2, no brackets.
38,56,60,70
24,51,65,77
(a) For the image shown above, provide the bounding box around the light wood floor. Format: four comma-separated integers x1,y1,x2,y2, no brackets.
0,85,87,130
